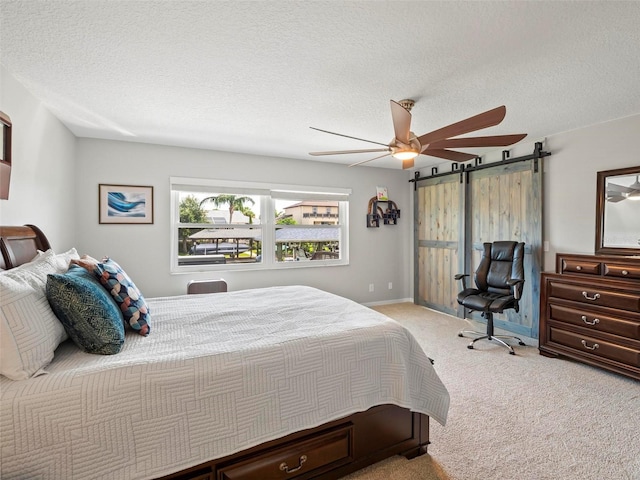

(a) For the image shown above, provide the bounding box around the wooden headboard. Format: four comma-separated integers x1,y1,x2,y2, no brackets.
0,225,51,270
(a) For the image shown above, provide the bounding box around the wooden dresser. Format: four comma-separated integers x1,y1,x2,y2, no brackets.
539,253,640,380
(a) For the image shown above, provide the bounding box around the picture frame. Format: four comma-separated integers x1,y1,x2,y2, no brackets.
99,184,154,224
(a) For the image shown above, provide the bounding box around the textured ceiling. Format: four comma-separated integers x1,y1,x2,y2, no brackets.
1,1,640,169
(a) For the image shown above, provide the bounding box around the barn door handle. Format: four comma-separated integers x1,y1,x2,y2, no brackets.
280,455,307,474
581,291,600,301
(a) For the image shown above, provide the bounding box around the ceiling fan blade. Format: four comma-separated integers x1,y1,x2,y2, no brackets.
607,195,627,203
390,100,411,144
402,158,414,170
310,148,390,156
427,133,527,149
608,183,634,193
420,148,477,162
310,127,389,147
417,106,507,147
349,153,391,167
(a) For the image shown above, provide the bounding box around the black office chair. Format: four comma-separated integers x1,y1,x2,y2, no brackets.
456,241,526,355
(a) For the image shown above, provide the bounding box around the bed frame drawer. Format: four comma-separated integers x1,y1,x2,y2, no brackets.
218,425,353,480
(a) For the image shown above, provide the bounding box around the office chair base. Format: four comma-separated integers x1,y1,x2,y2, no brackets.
459,331,526,355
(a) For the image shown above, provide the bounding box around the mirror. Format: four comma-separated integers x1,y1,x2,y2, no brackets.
595,165,640,255
0,111,11,200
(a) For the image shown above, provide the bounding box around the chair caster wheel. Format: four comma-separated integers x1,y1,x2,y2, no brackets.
509,351,516,355
519,342,526,346
467,345,474,350
458,333,464,337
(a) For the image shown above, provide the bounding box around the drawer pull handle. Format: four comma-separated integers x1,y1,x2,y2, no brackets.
581,291,600,301
280,455,307,474
621,270,629,276
581,315,600,326
575,265,582,271
581,340,599,351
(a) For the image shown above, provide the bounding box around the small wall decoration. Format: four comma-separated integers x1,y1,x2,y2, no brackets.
366,196,400,228
376,186,388,201
99,184,154,224
0,111,12,200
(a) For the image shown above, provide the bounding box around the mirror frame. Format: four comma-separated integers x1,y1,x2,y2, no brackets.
0,111,11,200
595,165,640,256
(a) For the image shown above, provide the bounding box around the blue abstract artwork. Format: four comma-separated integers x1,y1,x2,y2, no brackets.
107,191,146,217
100,184,153,224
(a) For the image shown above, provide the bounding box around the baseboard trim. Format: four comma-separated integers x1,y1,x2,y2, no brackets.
363,297,413,307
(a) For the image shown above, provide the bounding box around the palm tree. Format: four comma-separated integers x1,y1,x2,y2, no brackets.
199,194,255,223
240,206,255,224
240,206,257,258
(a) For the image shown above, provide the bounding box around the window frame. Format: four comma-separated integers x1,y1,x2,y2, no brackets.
170,177,350,273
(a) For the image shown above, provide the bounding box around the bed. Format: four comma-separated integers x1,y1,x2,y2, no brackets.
0,225,449,480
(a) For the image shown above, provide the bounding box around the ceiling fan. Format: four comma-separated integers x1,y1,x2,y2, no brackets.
607,175,640,202
309,99,527,169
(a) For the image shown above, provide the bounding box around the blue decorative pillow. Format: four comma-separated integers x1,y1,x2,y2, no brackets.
46,265,125,355
93,258,150,336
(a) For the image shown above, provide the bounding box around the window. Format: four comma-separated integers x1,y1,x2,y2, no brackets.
171,177,350,272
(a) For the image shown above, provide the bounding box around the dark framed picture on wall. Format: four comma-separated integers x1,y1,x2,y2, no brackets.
99,184,154,224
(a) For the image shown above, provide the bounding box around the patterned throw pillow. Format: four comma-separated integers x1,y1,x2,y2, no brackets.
46,265,125,355
73,256,151,336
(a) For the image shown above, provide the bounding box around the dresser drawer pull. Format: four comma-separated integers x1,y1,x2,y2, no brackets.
581,291,601,301
581,315,600,326
575,265,582,271
581,340,599,351
280,455,307,474
621,270,629,276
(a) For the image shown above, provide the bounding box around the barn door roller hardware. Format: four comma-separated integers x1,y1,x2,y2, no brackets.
410,142,550,189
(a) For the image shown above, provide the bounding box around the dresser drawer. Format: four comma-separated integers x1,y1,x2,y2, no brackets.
549,327,640,367
559,258,601,275
547,281,640,312
603,263,640,281
548,304,640,340
218,425,352,480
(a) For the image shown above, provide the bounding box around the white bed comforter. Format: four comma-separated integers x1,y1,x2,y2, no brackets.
0,286,449,479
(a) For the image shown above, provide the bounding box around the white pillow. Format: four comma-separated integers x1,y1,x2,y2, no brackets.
0,249,79,380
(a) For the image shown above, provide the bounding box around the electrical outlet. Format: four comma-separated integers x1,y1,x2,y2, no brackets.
369,283,374,292
388,282,393,290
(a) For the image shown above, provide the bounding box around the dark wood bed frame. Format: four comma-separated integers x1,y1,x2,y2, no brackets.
0,225,431,480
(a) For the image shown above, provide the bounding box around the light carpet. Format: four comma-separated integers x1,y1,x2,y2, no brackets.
341,303,639,480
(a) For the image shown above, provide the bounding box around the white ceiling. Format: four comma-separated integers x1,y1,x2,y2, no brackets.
2,1,640,170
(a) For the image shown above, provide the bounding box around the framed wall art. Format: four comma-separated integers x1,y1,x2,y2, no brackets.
99,184,154,224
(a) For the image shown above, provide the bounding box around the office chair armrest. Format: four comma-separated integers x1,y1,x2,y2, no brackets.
454,273,469,290
507,278,525,299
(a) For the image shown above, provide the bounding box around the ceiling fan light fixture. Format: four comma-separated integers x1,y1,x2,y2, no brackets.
627,191,640,201
392,149,419,161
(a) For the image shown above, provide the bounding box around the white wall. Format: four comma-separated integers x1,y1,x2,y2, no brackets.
74,139,413,302
542,115,640,268
0,66,76,249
